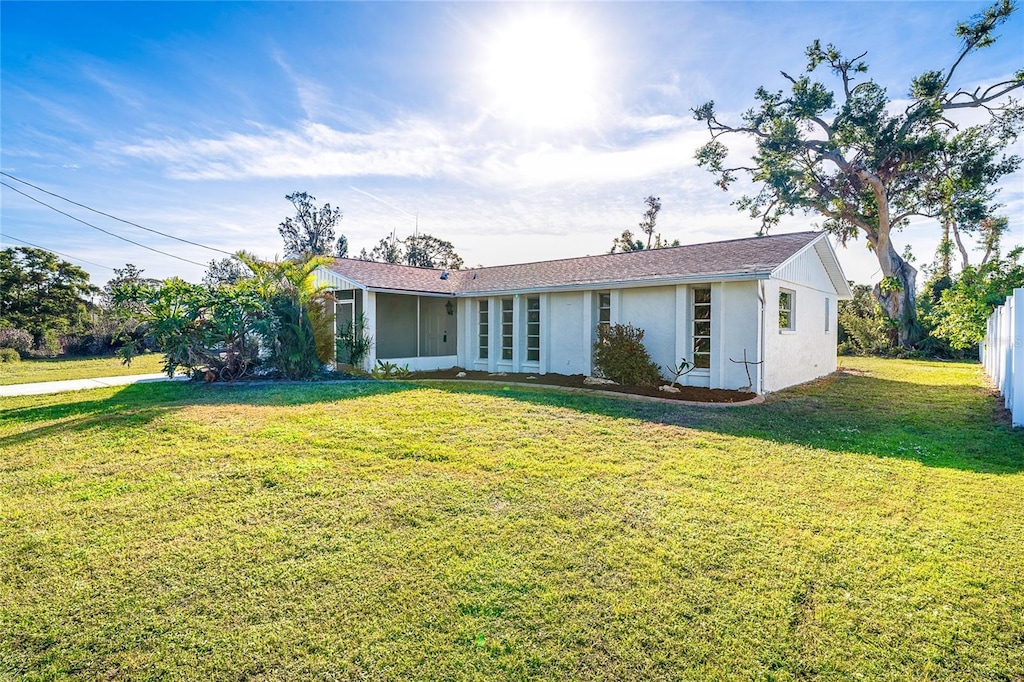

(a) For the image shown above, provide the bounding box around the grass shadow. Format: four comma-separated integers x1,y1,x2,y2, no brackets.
3,364,1020,475
0,379,419,449
416,368,1024,475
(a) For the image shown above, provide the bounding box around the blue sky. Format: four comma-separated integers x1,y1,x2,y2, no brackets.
2,1,1022,288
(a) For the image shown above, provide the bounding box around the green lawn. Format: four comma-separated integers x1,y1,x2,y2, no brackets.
0,353,166,386
1,357,1021,679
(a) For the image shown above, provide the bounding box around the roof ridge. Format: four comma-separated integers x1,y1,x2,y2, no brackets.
462,230,822,273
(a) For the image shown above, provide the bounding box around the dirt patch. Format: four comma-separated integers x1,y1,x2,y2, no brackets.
407,368,756,404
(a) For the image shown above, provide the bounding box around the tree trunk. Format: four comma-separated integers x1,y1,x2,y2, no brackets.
951,223,971,270
873,241,921,348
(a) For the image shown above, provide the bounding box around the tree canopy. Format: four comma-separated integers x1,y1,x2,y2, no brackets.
610,195,679,253
0,246,97,345
278,192,348,259
694,0,1023,347
359,232,464,270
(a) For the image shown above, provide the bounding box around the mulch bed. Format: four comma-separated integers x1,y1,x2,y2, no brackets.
406,368,756,404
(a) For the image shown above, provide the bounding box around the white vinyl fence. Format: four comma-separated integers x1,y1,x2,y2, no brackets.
982,287,1024,427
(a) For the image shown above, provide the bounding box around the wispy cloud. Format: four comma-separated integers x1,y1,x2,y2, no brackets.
116,114,724,194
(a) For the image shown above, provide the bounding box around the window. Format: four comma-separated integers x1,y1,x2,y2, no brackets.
526,297,540,362
597,292,611,329
501,298,513,360
478,300,489,359
692,287,711,369
825,297,830,332
779,290,795,331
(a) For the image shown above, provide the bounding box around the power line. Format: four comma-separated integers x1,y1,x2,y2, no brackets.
0,171,234,256
1,233,115,271
1,181,208,267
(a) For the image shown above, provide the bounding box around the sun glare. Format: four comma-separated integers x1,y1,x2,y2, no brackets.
480,12,602,130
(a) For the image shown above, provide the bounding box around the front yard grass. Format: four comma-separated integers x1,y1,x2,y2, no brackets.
0,353,166,386
1,357,1021,679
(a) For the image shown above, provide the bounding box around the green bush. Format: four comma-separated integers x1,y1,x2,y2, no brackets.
336,313,373,367
592,323,662,387
0,347,21,363
31,330,61,358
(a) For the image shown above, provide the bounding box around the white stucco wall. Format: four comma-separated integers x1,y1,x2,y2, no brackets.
763,248,840,392
716,281,762,391
547,291,588,375
619,287,677,376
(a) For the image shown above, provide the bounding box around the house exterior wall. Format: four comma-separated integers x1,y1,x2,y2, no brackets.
763,248,839,392
547,291,588,375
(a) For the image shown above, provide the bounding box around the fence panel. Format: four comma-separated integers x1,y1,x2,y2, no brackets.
982,288,1023,427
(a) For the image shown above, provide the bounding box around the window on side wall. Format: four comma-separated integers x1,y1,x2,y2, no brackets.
597,292,611,330
825,297,830,333
526,297,540,362
478,300,489,360
779,289,795,331
501,298,513,360
693,287,711,369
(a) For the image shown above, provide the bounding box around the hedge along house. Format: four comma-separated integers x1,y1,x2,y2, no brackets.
314,231,853,394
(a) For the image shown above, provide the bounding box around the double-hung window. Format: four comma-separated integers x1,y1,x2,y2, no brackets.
478,300,489,359
597,292,611,330
526,297,540,362
779,290,795,331
501,298,513,360
693,287,711,369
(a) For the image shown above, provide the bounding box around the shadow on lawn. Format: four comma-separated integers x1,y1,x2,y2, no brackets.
0,380,418,449
2,371,1020,474
428,370,1024,475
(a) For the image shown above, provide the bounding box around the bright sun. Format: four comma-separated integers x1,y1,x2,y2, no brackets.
480,12,602,130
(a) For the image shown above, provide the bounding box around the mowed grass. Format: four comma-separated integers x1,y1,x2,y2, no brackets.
1,357,1022,680
0,353,166,386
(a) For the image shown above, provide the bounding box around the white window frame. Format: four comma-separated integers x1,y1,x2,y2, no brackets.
478,300,489,360
779,289,796,332
500,298,513,361
692,287,711,370
526,296,540,363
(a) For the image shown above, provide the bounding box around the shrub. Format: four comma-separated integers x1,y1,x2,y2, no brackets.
31,329,61,358
593,323,662,387
0,328,33,354
0,347,21,363
336,313,373,367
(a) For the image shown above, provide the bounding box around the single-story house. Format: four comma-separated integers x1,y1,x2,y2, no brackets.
313,230,853,394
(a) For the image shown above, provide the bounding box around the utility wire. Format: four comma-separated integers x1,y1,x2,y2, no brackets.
0,171,234,256
1,181,208,267
1,233,115,271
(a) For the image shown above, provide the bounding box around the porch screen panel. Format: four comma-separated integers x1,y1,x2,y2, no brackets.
501,298,513,360
526,297,540,361
693,287,711,369
478,301,489,360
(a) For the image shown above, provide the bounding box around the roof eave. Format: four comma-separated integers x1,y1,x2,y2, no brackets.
457,271,772,297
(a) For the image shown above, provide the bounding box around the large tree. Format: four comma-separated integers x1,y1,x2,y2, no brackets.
693,0,1023,347
0,246,97,345
610,195,680,253
359,232,464,270
278,192,348,259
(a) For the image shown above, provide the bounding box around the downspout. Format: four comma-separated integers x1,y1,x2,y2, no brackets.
758,280,766,395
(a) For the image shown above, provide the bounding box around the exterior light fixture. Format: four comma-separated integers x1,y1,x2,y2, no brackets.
446,300,454,316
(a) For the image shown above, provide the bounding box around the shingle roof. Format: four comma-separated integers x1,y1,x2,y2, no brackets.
321,258,461,295
321,231,826,296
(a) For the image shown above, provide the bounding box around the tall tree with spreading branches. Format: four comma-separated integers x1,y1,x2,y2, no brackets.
278,192,348,259
359,232,464,269
693,0,1023,347
610,196,679,253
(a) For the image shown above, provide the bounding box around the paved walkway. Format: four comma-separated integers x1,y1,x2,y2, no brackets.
0,373,188,398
